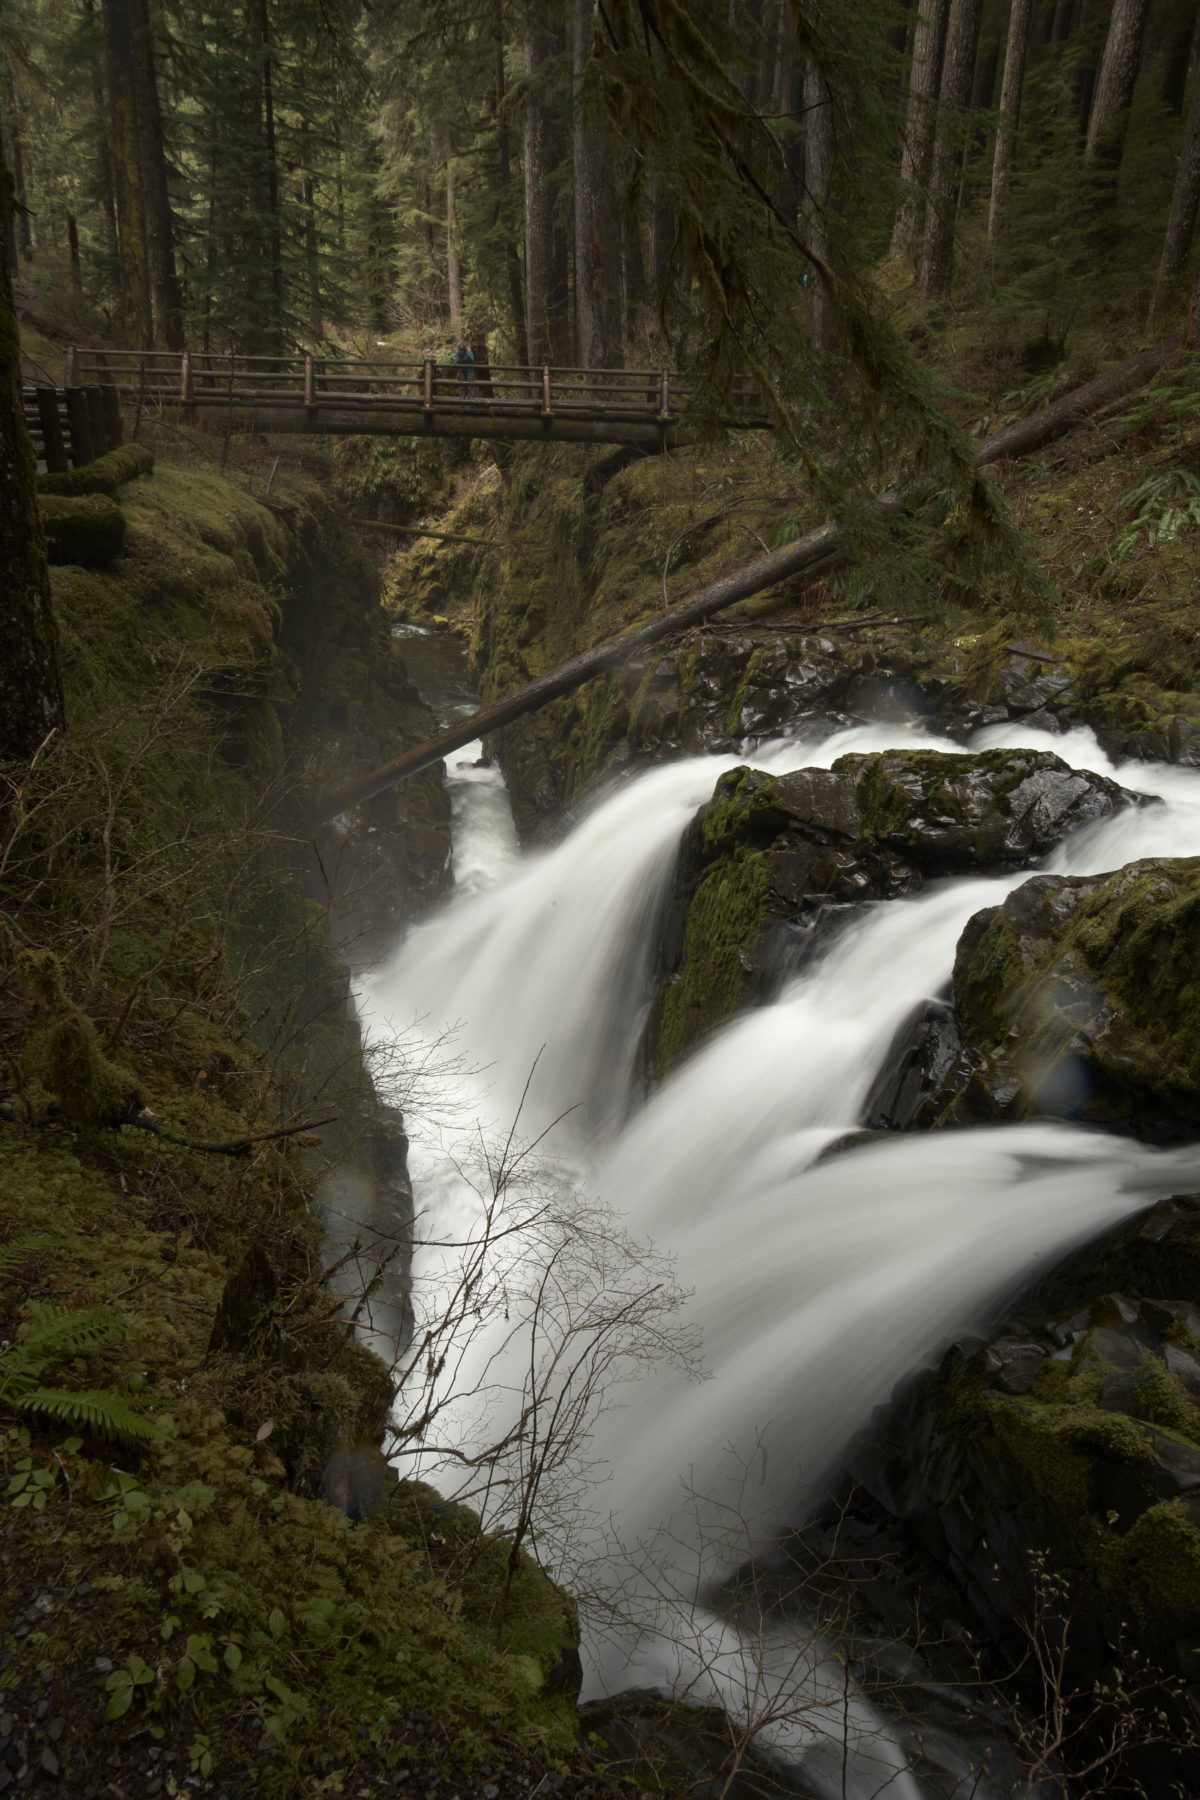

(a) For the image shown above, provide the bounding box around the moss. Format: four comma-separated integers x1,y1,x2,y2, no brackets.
654,846,770,1074
39,493,127,566
1104,1500,1200,1625
37,443,155,497
953,858,1200,1131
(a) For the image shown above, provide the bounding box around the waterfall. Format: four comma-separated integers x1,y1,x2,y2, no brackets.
356,716,1200,1798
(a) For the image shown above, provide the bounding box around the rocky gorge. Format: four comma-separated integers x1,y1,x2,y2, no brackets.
367,431,1200,1796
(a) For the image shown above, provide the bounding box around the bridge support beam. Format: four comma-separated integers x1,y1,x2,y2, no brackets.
166,402,686,451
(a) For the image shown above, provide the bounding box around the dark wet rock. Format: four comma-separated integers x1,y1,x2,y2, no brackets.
883,857,1200,1141
862,1000,970,1132
644,749,1136,1078
835,1193,1200,1771
580,1691,817,1799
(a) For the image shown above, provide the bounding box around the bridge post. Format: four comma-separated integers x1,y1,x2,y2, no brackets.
179,351,193,404
34,388,70,472
99,383,124,451
65,346,78,387
658,370,670,418
64,387,95,467
84,386,108,455
304,354,315,410
541,366,552,418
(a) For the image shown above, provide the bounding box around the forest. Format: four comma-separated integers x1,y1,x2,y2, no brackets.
8,1,1200,1799
5,0,1199,385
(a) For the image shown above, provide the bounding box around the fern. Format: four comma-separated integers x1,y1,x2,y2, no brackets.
0,1234,55,1285
1114,469,1200,564
0,1302,163,1447
14,1387,165,1445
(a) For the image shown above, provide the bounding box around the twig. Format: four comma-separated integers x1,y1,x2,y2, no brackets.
124,1110,336,1157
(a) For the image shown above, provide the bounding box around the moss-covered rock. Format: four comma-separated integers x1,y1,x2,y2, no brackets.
845,1195,1200,1756
870,857,1200,1140
646,749,1135,1076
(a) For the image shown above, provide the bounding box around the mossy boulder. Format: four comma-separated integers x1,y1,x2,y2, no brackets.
377,1481,583,1702
581,1690,814,1798
869,857,1200,1141
845,1195,1200,1764
39,493,127,566
646,749,1134,1077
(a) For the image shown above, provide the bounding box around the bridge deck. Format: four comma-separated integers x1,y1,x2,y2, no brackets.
62,348,771,448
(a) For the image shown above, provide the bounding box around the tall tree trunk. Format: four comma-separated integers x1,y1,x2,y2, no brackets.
522,4,569,365
0,163,64,764
4,66,32,260
445,140,464,334
803,61,836,352
0,106,17,278
1153,62,1200,306
890,0,949,261
573,0,622,368
129,0,183,348
917,0,984,302
493,0,528,363
1084,0,1150,172
102,0,153,343
67,213,84,304
987,0,1034,244
301,166,321,341
83,0,120,292
249,0,285,353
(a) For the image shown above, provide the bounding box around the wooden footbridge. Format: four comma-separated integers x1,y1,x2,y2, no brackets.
45,347,769,451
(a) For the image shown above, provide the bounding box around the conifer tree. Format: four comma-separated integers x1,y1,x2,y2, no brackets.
0,160,64,765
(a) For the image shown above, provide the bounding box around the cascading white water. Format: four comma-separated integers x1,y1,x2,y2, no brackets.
356,714,1200,1799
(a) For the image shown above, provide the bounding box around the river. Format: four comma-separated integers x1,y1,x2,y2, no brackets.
354,625,1200,1799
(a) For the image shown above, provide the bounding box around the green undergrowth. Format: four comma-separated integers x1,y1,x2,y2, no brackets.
0,457,582,1793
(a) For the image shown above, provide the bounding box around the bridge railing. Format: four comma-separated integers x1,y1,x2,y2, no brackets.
67,347,766,423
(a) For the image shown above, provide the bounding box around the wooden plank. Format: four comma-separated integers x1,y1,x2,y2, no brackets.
35,389,69,473
63,387,95,466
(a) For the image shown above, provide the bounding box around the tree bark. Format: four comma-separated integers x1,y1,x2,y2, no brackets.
249,0,285,354
1084,0,1150,171
1154,63,1200,304
4,66,32,261
573,0,622,368
493,0,528,364
917,0,984,302
0,164,64,765
890,0,949,261
320,334,1183,818
987,0,1034,244
802,61,836,352
444,137,464,334
102,0,153,344
128,0,183,348
522,4,570,365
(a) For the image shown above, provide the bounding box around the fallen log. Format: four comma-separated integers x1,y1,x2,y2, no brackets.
318,335,1183,820
352,519,499,547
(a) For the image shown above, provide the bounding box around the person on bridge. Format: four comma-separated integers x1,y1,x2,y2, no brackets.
452,340,474,397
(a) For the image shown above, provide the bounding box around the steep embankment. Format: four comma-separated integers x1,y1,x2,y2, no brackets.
383,356,1200,837
0,455,617,1796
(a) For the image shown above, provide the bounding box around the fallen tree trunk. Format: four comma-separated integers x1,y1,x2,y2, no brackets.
318,335,1183,819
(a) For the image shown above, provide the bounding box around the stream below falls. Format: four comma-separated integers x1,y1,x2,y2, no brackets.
353,627,1200,1799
